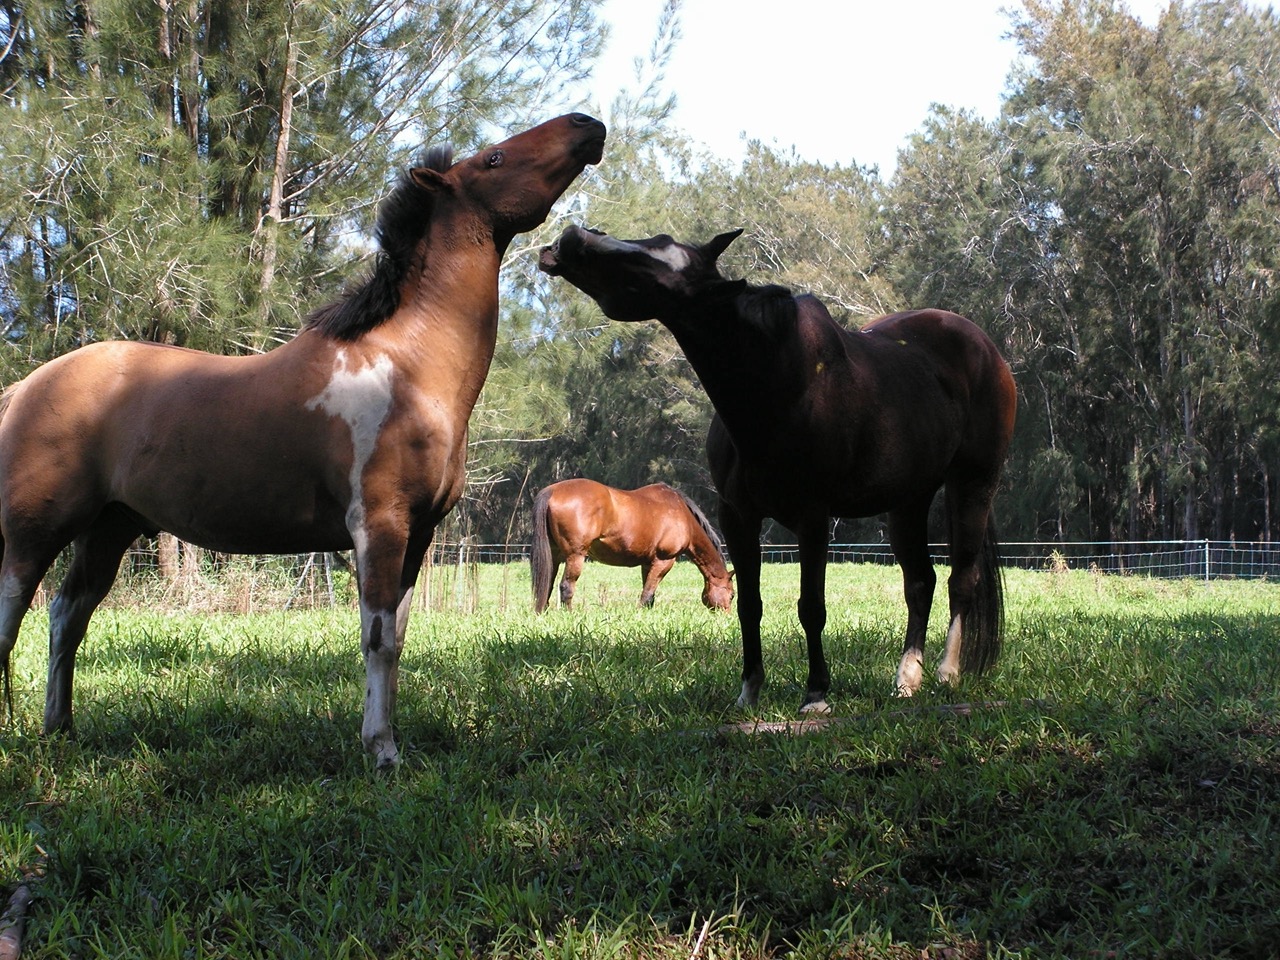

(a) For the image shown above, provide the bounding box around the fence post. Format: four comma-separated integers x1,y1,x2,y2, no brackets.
1204,539,1210,583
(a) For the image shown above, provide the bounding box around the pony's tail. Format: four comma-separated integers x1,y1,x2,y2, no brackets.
1,631,10,725
530,487,555,613
0,388,12,722
960,515,1005,675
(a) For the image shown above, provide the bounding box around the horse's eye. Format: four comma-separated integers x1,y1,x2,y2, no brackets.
487,150,505,168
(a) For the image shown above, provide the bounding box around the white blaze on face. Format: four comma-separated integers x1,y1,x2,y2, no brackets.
592,233,692,271
305,349,396,552
645,244,691,271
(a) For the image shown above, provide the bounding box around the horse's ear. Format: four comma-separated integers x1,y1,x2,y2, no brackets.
409,166,450,192
702,228,744,263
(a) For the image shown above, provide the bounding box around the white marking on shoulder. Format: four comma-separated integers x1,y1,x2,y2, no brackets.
305,349,396,552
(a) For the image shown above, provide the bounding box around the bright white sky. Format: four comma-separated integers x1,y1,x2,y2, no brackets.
578,0,1175,174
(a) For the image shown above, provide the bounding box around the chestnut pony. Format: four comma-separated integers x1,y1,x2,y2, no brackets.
541,225,1016,712
0,114,605,768
530,478,734,612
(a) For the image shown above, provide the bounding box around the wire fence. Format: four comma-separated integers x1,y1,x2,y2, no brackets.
90,537,1275,615
442,539,1279,581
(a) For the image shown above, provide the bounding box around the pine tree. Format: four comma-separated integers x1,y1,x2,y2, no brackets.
0,0,606,379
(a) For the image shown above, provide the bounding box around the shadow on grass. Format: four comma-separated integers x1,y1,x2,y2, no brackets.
5,601,1279,957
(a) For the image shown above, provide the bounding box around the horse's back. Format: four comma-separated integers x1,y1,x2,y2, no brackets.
543,480,691,565
620,483,700,558
542,479,614,553
0,338,353,551
858,308,1016,471
860,309,1000,363
0,342,169,493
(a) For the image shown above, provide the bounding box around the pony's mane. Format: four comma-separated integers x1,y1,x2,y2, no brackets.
678,490,727,557
734,282,799,336
304,144,455,340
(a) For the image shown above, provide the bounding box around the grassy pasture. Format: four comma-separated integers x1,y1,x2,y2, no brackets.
2,561,1278,958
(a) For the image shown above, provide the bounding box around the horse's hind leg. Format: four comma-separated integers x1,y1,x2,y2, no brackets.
888,500,938,696
938,478,1002,684
638,557,674,607
44,509,141,734
558,553,585,608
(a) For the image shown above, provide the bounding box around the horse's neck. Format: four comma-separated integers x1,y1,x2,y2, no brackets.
366,238,502,407
665,307,799,436
668,294,851,449
683,515,728,577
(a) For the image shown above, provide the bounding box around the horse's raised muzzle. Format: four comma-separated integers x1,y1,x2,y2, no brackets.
538,225,591,277
570,114,607,165
537,238,565,276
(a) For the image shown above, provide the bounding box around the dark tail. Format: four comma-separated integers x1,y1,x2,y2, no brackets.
530,488,555,613
0,388,11,721
1,638,10,724
960,516,1004,675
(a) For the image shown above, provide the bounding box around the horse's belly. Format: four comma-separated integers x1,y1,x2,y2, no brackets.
119,473,353,555
585,539,644,567
166,510,355,555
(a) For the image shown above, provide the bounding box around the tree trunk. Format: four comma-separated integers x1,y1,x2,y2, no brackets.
258,3,298,323
157,532,180,578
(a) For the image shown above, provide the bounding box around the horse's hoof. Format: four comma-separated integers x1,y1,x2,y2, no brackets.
895,654,924,697
800,698,831,715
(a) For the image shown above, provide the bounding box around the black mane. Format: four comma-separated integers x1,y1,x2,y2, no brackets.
303,144,454,340
735,282,799,337
678,490,727,556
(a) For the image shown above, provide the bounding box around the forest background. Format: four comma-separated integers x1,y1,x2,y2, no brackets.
1,0,1277,549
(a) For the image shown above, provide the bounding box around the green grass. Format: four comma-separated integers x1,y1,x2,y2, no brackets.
2,562,1278,958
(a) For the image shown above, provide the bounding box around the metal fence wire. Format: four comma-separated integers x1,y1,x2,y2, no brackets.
82,537,1273,614
446,539,1278,581
110,539,1278,605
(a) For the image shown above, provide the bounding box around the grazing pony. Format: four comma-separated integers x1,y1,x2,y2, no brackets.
530,478,734,612
0,114,606,768
540,225,1016,711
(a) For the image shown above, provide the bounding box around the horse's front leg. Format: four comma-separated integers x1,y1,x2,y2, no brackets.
796,521,832,714
719,501,763,708
638,557,674,607
353,520,415,769
384,529,433,728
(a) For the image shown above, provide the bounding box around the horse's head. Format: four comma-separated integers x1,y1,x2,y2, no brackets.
540,225,747,321
702,569,735,612
411,114,605,253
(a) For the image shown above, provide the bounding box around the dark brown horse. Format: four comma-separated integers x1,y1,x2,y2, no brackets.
531,478,734,612
0,114,605,768
541,225,1016,712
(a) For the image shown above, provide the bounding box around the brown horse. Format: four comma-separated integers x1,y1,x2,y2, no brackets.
541,225,1017,712
0,113,605,768
530,479,734,612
